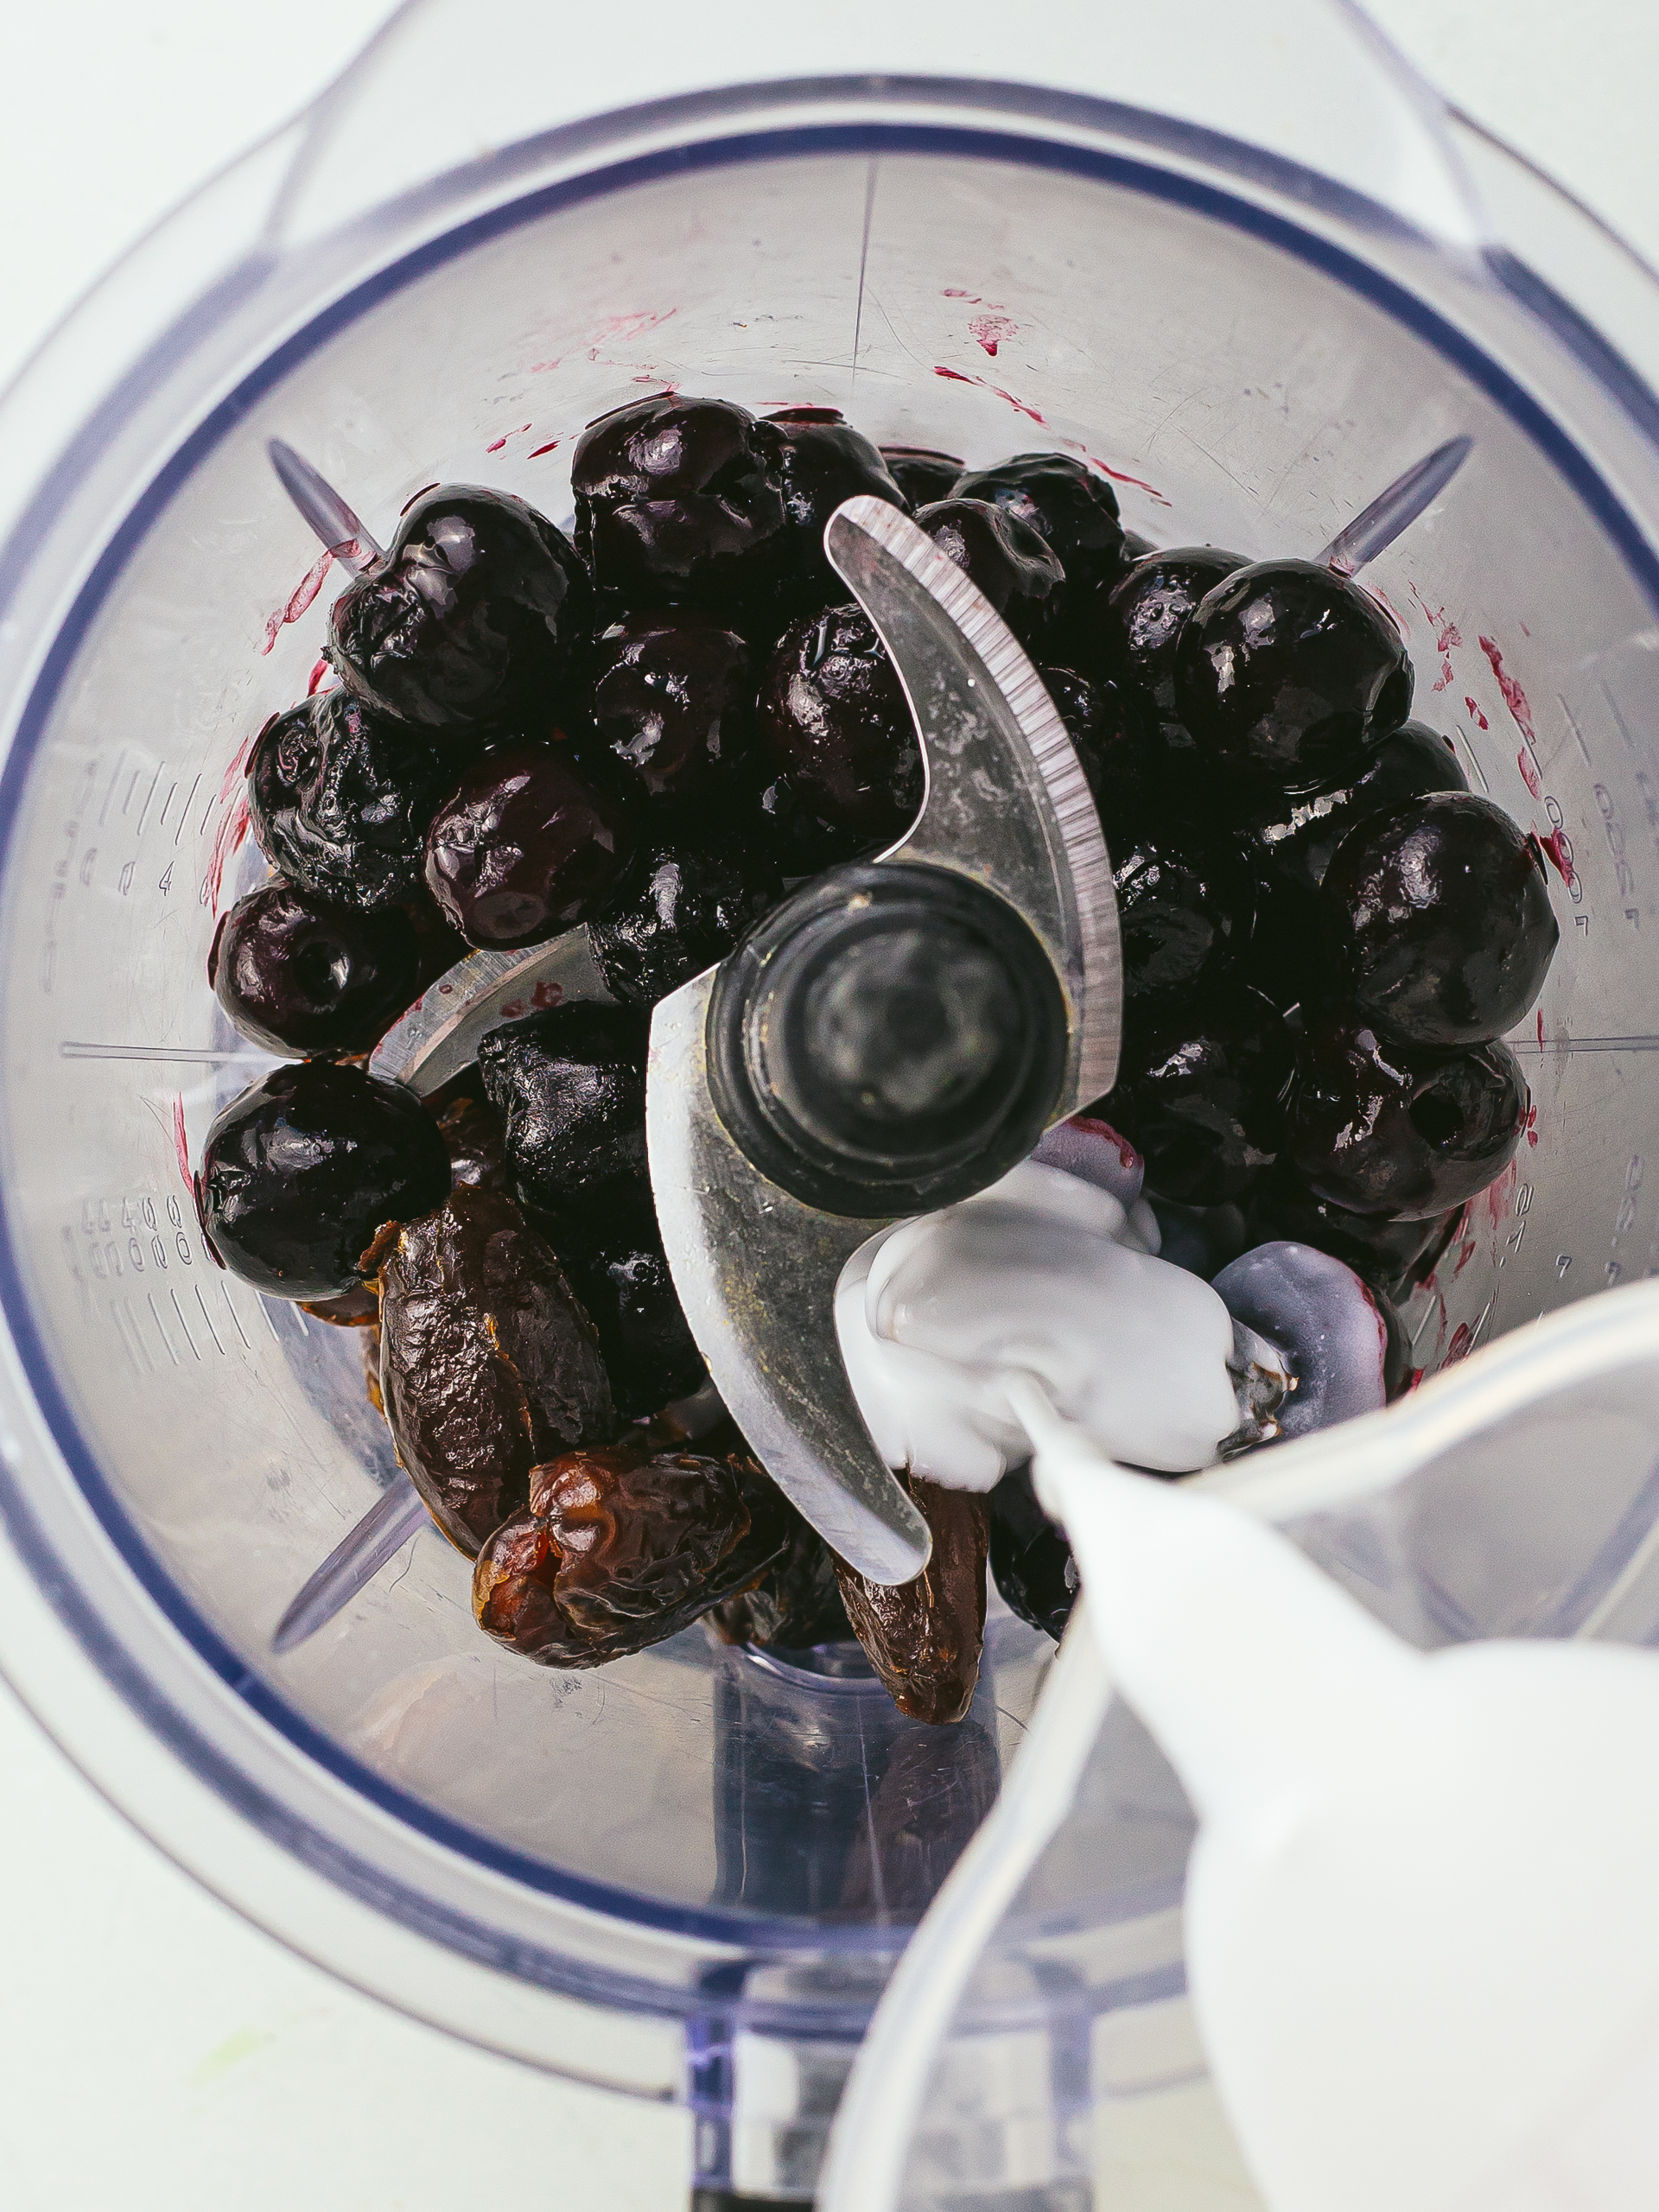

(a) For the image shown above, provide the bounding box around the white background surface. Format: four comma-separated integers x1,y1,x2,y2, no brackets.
2,5,1657,2207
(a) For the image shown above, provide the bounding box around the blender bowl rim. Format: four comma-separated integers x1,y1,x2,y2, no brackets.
1,111,1656,1972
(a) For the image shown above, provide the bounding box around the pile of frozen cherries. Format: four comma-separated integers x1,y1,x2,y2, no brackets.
195,394,1558,1725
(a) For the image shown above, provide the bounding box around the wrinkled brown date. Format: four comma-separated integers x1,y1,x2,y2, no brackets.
835,1474,989,1725
710,1506,851,1651
378,1183,614,1554
474,1438,792,1666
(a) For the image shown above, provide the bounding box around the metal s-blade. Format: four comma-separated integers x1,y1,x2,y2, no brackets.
369,930,613,1096
826,495,1122,1114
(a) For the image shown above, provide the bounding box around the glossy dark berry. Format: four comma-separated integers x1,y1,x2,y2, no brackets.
912,498,1065,651
588,834,783,1007
1323,791,1559,1047
1174,558,1413,792
378,1184,615,1554
197,1059,452,1299
766,406,905,613
571,394,787,619
432,1087,511,1193
477,1003,649,1219
586,613,754,806
748,767,877,874
1146,1198,1249,1281
330,486,589,733
1285,1017,1528,1218
987,1465,1077,1642
1241,722,1470,1007
1094,546,1248,728
1112,828,1253,1014
423,741,635,947
880,446,963,508
247,691,461,912
951,451,1123,595
208,881,422,1056
1109,986,1292,1205
1247,721,1468,897
557,1198,705,1419
1243,1161,1455,1293
756,605,920,844
1039,664,1160,823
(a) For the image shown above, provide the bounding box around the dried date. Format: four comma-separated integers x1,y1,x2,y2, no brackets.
473,1438,791,1665
377,1184,614,1552
835,1473,988,1725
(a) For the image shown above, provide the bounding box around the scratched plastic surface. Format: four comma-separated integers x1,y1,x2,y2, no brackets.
7,76,1659,2209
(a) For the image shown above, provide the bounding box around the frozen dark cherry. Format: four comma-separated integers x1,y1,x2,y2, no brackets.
473,1437,792,1667
766,406,905,614
588,834,784,1007
423,741,635,948
586,613,754,807
756,605,920,845
1243,1161,1456,1294
1285,1017,1529,1218
1112,827,1253,1015
1093,546,1248,732
378,1184,615,1553
880,446,963,509
197,1059,451,1300
1174,558,1413,792
1145,1198,1249,1281
1039,664,1161,822
477,1003,649,1220
912,498,1065,651
432,1087,511,1193
571,394,787,620
557,1198,706,1421
952,451,1124,598
209,881,422,1057
247,691,461,912
330,486,588,734
1109,985,1292,1205
988,1465,1077,1642
835,1473,988,1726
1247,720,1468,897
1242,721,1469,1006
1323,791,1559,1048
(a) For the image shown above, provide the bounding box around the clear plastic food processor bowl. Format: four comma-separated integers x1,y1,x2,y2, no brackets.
7,3,1659,2204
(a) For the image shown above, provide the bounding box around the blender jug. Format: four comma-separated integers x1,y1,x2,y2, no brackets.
7,3,1659,2202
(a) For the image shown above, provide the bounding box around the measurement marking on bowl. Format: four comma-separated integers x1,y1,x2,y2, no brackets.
146,1290,180,1366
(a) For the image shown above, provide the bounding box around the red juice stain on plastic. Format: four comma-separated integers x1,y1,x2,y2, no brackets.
1408,582,1461,693
1465,696,1490,731
1535,827,1576,887
930,366,1169,503
260,550,334,656
969,314,1019,358
171,1095,191,1189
